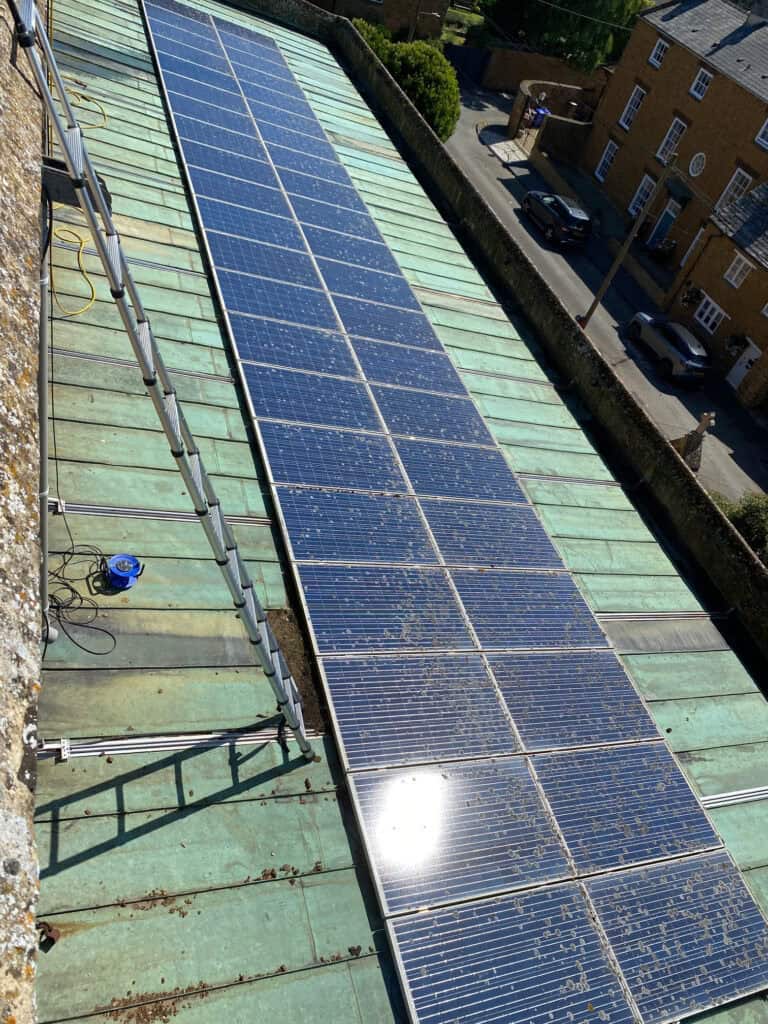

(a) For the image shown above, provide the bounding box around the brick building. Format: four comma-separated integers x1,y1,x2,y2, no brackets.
313,0,449,38
581,0,768,404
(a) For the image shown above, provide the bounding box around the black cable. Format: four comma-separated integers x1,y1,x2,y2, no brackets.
41,183,53,265
47,544,117,656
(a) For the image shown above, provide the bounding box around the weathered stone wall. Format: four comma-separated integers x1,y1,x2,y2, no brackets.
482,46,606,93
329,17,768,664
0,5,43,1024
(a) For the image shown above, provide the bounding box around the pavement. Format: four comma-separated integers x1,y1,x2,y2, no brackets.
446,83,768,501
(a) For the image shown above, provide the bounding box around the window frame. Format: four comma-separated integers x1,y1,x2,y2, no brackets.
756,117,768,150
648,37,669,68
628,173,656,217
762,302,768,318
694,293,727,335
656,116,687,164
716,167,753,211
595,139,619,183
689,67,713,101
724,252,754,288
619,84,647,131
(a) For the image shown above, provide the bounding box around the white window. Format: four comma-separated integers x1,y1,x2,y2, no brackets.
756,118,768,149
628,173,656,216
656,116,687,164
716,167,753,210
689,67,713,100
619,85,646,130
649,38,669,67
595,139,619,182
694,294,727,334
724,252,754,288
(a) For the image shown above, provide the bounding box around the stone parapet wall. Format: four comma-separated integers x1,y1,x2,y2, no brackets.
0,5,43,1024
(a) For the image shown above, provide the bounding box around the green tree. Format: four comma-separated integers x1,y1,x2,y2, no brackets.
486,0,647,71
353,20,461,141
712,491,768,563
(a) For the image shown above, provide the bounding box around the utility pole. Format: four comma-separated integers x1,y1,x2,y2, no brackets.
576,156,677,330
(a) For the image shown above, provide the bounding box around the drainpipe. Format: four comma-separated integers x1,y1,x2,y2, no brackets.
39,196,57,644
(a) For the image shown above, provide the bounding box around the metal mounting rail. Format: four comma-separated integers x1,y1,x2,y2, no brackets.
14,0,313,759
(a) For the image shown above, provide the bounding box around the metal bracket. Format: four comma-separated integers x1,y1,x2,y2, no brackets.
42,156,112,213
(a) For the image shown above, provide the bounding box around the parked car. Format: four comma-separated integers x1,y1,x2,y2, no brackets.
521,191,593,245
628,313,711,384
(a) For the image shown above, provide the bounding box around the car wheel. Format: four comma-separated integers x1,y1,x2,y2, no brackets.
628,321,641,342
544,226,555,242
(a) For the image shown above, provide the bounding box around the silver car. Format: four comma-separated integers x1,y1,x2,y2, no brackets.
628,314,711,384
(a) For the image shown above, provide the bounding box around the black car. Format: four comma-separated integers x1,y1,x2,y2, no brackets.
522,191,593,245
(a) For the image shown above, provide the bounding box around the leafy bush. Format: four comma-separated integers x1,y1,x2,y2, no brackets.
353,21,461,141
712,491,768,562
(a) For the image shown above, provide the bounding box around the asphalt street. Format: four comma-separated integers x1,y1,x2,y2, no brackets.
446,84,768,500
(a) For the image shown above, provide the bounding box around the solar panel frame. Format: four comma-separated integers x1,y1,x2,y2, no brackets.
143,12,768,1023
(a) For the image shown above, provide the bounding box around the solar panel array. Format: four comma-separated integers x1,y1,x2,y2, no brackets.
143,3,768,1020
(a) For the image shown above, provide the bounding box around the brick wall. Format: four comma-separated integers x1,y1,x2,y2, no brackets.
482,47,606,93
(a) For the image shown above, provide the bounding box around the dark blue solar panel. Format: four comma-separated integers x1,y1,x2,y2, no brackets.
303,226,399,273
392,886,636,1024
489,650,658,749
335,296,441,348
155,37,231,74
279,169,367,212
188,163,281,212
277,487,436,564
149,15,217,51
243,365,379,430
187,165,279,205
267,145,351,185
147,0,212,27
193,187,289,225
152,52,237,94
588,852,768,1024
323,655,518,769
374,386,494,445
259,122,338,162
299,565,472,653
396,439,527,502
452,569,609,649
175,114,264,158
201,208,302,249
183,140,269,181
259,423,403,490
240,80,313,117
320,259,420,311
421,499,562,568
164,72,242,110
168,91,252,133
246,98,327,139
230,315,357,377
535,743,719,873
218,272,334,327
353,759,570,914
208,238,317,287
352,340,465,395
212,16,280,49
290,195,380,241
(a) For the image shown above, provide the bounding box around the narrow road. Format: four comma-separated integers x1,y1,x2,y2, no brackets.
447,84,768,500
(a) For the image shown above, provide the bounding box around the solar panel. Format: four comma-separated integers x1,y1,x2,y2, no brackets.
453,569,609,649
420,499,563,568
145,9,768,1021
352,759,571,914
535,743,719,873
242,365,379,430
258,423,404,491
277,487,437,564
489,650,658,749
391,885,637,1024
322,654,518,769
351,340,465,395
396,438,527,502
588,852,768,1024
374,386,494,445
231,315,358,377
299,565,472,653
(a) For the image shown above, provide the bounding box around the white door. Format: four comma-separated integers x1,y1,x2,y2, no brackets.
647,199,682,248
727,338,761,389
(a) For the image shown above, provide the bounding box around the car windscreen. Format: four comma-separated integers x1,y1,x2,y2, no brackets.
557,198,589,222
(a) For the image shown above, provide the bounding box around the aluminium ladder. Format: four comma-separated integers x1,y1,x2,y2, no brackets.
12,0,313,759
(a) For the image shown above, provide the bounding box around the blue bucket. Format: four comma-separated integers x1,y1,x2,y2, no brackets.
106,554,143,590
